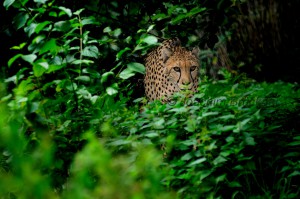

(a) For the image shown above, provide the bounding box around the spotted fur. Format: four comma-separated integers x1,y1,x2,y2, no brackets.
144,38,200,102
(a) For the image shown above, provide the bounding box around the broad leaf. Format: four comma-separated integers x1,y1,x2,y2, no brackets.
58,6,72,17
119,68,135,79
34,0,47,3
143,35,158,45
13,13,29,29
81,17,97,25
24,23,38,37
8,54,23,67
106,87,118,95
103,27,111,33
3,0,15,9
113,28,122,37
39,38,58,55
47,64,65,73
82,46,99,58
72,60,94,65
22,54,37,64
35,21,51,33
127,62,145,74
33,63,47,77
54,21,71,32
188,158,207,166
116,47,131,60
74,8,85,15
101,71,114,84
10,42,26,50
75,76,91,82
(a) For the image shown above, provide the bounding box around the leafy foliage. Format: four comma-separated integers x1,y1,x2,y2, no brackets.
1,0,300,198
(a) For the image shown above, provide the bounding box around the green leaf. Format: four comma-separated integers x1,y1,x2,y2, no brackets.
35,21,51,33
81,17,97,25
199,170,212,181
24,23,37,37
169,107,188,114
34,0,47,3
188,158,207,166
39,38,58,55
8,54,23,67
3,0,15,9
185,118,197,132
22,54,37,64
109,140,131,146
147,24,155,32
220,125,235,132
181,153,192,161
47,64,65,73
187,7,206,16
219,114,235,120
145,132,159,138
244,135,256,146
75,76,90,82
171,14,187,25
229,181,242,188
74,8,85,15
13,12,29,29
54,21,71,32
127,62,145,74
106,87,118,95
143,35,158,45
39,62,49,70
287,140,300,146
119,68,135,79
33,63,47,77
202,112,219,117
101,71,114,84
72,60,94,65
113,28,122,37
49,11,57,17
216,174,227,183
213,156,227,165
77,88,91,99
116,47,131,60
14,78,34,96
103,27,112,33
153,118,165,129
82,46,99,58
151,13,168,21
58,6,72,17
10,42,26,50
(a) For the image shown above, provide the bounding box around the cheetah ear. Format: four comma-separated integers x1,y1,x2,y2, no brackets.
162,47,173,63
192,47,200,58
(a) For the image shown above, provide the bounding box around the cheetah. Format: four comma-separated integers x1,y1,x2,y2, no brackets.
144,38,200,102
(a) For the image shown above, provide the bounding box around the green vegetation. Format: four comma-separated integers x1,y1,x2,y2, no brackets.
1,0,299,198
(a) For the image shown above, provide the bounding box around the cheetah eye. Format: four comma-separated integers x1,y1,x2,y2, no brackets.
173,67,180,72
190,66,197,71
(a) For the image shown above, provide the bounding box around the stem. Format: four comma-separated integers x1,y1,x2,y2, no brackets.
78,15,83,78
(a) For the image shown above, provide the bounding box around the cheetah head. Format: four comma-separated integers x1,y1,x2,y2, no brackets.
163,46,200,93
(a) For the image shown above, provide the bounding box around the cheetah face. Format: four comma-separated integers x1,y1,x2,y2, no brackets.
164,56,199,92
144,38,200,102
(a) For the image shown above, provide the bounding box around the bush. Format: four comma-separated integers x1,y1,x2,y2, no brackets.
1,0,300,198
107,77,300,198
1,76,299,198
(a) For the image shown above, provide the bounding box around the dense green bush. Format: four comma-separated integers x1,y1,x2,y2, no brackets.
106,77,300,198
1,76,299,198
1,0,300,198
